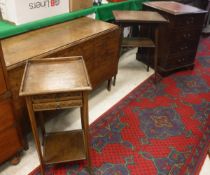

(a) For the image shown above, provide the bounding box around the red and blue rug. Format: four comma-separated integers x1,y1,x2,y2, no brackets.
30,37,210,175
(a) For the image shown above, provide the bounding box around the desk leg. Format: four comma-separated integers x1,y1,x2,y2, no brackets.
38,112,46,146
26,97,45,175
113,75,116,86
81,92,92,174
154,27,159,84
107,78,112,91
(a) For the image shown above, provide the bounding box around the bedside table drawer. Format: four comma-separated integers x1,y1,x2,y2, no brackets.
32,92,83,111
32,92,82,103
170,14,204,28
170,29,201,43
170,42,198,54
166,53,195,69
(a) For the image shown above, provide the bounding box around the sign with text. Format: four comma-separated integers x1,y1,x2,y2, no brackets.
0,0,69,25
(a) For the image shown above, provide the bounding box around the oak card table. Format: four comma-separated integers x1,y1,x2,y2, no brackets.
19,56,92,175
0,17,120,140
113,10,168,82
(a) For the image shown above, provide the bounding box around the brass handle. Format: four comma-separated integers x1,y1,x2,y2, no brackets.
183,33,192,39
186,17,194,25
178,58,185,63
186,21,190,25
180,46,188,50
178,59,182,63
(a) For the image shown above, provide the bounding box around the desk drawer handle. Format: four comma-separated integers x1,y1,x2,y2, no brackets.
186,17,194,25
180,46,188,51
178,59,182,63
178,58,185,63
183,33,192,39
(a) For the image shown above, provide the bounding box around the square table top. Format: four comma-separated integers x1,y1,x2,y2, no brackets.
112,10,168,24
143,1,207,15
19,56,92,96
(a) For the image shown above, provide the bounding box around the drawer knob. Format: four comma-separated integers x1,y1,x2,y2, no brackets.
180,46,188,50
186,17,194,25
178,58,185,63
183,33,192,39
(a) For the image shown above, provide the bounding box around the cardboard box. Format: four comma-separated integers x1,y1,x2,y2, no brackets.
0,0,69,25
0,9,2,20
70,0,92,12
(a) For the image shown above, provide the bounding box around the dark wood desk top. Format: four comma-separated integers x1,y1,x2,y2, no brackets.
112,10,168,24
19,56,92,96
143,1,207,15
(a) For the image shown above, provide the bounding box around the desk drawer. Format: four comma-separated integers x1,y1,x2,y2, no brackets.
170,29,201,43
32,92,83,111
170,14,204,28
169,41,198,54
32,92,82,103
33,99,83,111
165,52,195,69
0,99,15,132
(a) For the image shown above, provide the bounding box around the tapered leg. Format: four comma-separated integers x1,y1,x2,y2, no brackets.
146,49,150,72
80,107,85,129
38,112,46,146
81,92,91,174
113,75,116,86
154,27,159,84
26,97,45,175
107,78,112,91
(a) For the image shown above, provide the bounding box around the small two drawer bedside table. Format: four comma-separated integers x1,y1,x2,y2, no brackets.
19,56,92,175
112,10,168,83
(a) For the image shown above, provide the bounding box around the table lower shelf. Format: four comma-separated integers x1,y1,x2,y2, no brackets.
43,130,86,165
122,37,155,48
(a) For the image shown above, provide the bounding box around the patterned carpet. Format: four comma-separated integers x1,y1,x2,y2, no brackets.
30,37,210,175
